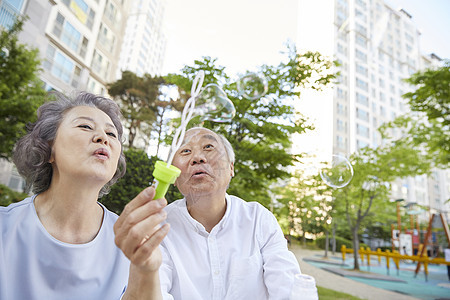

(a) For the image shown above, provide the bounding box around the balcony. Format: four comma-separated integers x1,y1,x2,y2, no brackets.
0,0,21,30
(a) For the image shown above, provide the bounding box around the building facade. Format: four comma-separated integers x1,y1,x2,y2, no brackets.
117,0,166,77
0,0,131,191
296,0,449,222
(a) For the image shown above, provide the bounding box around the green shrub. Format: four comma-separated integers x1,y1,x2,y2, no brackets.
0,184,28,207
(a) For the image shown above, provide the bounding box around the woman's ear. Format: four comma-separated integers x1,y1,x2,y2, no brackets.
230,162,234,177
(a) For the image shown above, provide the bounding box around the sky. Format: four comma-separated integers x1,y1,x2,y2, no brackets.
161,0,450,76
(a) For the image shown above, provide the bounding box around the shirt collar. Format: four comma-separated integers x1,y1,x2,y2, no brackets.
177,194,232,235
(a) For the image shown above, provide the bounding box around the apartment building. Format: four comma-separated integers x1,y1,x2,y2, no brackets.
296,0,449,221
117,0,166,77
0,0,131,191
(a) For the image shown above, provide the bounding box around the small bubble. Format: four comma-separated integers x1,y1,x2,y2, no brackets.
320,155,354,188
237,73,268,100
195,84,235,123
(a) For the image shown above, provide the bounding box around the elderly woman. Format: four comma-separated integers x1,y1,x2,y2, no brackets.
0,92,168,299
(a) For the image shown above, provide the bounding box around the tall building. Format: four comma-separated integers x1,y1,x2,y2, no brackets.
0,0,131,191
296,0,449,221
117,0,166,77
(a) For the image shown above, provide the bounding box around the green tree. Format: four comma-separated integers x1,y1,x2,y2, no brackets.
0,184,28,206
108,71,165,149
381,62,450,167
332,141,430,270
0,17,46,159
100,148,182,214
274,170,332,247
165,44,337,207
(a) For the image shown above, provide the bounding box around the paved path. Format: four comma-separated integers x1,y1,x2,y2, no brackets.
290,245,419,300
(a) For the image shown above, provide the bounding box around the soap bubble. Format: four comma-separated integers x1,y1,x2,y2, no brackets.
237,73,268,100
195,83,235,123
320,155,353,188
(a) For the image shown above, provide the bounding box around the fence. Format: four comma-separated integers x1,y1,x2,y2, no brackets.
341,245,450,281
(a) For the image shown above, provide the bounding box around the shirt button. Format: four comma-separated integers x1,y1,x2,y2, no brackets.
214,270,220,275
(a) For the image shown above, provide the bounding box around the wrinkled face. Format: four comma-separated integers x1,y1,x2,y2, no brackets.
172,128,234,199
50,106,121,187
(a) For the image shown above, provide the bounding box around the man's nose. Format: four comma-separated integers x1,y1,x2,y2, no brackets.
191,151,207,165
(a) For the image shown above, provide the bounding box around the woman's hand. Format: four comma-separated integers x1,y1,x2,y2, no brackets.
114,187,169,272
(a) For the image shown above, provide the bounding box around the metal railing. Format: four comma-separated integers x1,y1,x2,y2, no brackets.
341,245,450,281
0,1,21,30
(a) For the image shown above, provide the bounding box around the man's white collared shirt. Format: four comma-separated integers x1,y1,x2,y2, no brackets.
160,194,301,300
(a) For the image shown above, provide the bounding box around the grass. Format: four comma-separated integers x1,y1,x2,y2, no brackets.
317,286,364,300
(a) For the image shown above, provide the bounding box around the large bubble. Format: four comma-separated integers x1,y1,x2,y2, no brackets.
237,72,268,100
195,83,235,122
320,155,354,188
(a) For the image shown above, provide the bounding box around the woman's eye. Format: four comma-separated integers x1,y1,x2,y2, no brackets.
78,124,92,130
180,149,191,154
204,144,214,150
107,132,117,138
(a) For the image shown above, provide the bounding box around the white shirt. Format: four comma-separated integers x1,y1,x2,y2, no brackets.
159,194,301,300
0,195,130,300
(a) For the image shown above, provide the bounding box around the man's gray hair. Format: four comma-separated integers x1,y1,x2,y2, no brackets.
217,134,235,164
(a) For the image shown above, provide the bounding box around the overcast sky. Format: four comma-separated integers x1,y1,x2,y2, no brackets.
161,0,450,76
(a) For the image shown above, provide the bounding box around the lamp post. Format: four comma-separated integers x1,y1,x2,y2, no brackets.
395,199,405,233
394,199,404,252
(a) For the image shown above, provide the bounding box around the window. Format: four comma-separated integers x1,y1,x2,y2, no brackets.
337,88,346,99
357,139,368,149
356,92,369,106
98,23,116,53
337,43,347,56
91,50,110,78
104,0,121,24
390,97,396,108
356,63,368,77
44,45,79,87
337,119,343,131
355,35,367,48
52,13,87,57
356,108,369,122
356,124,369,138
355,23,367,36
337,103,346,115
389,84,395,94
379,78,385,88
356,0,366,10
405,32,414,43
379,92,385,102
336,135,344,149
356,78,368,91
355,49,367,62
355,9,366,22
61,0,96,29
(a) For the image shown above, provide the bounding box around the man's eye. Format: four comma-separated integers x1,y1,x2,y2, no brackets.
107,132,117,138
78,125,92,130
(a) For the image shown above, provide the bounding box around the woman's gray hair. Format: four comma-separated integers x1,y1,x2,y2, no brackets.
13,92,126,198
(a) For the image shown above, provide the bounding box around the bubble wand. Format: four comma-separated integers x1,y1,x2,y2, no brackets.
152,71,206,199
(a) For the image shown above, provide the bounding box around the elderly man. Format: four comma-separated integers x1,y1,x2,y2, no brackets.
159,127,301,299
